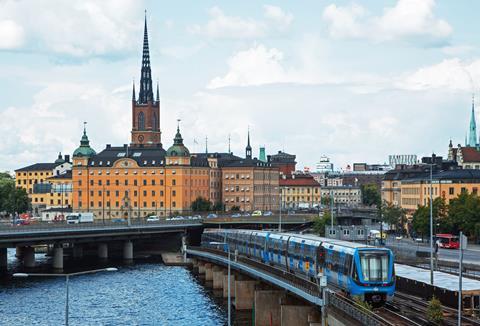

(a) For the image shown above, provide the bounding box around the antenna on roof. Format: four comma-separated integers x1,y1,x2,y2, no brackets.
228,134,231,153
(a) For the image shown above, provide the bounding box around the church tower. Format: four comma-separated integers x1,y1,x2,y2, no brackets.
131,13,161,147
468,94,477,147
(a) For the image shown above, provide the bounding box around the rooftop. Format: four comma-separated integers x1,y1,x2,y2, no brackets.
15,163,59,172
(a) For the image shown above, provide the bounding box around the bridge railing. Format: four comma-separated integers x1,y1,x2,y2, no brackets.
0,219,202,234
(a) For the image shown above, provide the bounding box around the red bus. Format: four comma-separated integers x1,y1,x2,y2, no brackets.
435,234,460,249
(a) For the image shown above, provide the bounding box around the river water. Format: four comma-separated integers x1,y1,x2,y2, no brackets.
0,250,226,325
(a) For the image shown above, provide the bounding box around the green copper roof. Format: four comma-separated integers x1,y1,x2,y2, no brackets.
73,125,96,158
166,125,190,157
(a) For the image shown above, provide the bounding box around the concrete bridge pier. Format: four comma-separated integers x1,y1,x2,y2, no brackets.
234,279,258,310
204,263,213,284
123,241,133,261
72,245,83,259
53,245,63,270
98,243,108,260
23,247,35,268
254,290,286,326
223,273,236,299
15,246,24,259
212,267,225,290
198,261,206,274
280,304,320,326
0,247,7,272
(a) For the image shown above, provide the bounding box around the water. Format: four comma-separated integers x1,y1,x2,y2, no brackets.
0,250,226,325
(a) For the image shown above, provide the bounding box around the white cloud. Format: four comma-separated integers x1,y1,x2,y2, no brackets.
264,5,293,29
0,19,24,49
0,0,143,57
397,58,480,91
442,45,473,56
208,44,287,88
323,0,452,42
188,5,293,39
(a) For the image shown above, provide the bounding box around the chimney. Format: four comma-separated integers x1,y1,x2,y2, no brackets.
106,144,111,149
64,155,70,163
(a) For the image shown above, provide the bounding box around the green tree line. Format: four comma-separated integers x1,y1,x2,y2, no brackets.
0,172,30,216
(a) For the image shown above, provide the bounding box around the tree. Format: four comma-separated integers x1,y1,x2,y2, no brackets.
313,211,335,236
444,192,480,236
361,184,381,207
212,201,224,212
412,197,447,239
191,197,211,212
0,172,29,215
381,201,407,233
230,205,240,212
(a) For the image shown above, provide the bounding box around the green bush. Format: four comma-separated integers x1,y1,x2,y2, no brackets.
426,296,443,324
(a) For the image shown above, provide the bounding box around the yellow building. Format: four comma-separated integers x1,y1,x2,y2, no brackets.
279,173,320,209
15,153,72,215
400,169,480,213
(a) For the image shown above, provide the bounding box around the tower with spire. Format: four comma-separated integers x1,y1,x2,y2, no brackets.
131,11,161,147
246,128,252,159
467,94,478,147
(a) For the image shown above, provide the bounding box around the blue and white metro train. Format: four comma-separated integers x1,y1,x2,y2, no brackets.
201,229,395,304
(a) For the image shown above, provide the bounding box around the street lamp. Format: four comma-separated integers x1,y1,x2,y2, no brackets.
210,241,231,326
13,267,118,326
429,162,434,285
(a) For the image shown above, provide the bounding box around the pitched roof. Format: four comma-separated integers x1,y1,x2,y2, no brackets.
459,147,480,162
280,174,320,186
15,163,59,172
88,145,166,167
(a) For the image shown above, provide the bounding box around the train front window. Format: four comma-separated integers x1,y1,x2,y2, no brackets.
359,251,389,282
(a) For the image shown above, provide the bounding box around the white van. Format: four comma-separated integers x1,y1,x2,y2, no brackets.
66,213,94,224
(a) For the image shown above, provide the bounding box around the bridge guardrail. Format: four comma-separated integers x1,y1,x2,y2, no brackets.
0,219,202,234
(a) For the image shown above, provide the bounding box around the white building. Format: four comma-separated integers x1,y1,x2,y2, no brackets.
321,186,362,206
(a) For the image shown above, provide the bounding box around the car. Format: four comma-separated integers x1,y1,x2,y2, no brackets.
242,212,251,217
192,215,202,220
414,238,424,243
252,210,262,217
112,218,126,223
263,211,273,216
395,235,403,240
231,213,241,218
207,213,218,219
146,216,160,222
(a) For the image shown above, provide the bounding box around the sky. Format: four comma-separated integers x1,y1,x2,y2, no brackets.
2,0,480,172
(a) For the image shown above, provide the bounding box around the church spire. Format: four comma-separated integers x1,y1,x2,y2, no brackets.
138,10,153,104
469,93,477,147
156,81,160,102
246,127,252,159
132,80,136,102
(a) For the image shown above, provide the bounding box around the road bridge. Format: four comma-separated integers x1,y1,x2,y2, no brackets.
0,220,202,271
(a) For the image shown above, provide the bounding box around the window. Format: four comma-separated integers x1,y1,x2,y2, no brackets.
143,190,147,196
474,188,478,195
115,180,119,186
152,191,156,196
78,180,82,186
98,201,102,207
160,180,164,186
138,111,145,130
152,180,156,186
134,180,137,186
143,179,147,186
106,191,110,197
115,191,119,197
134,190,138,197
172,201,176,208
90,180,94,186
78,191,82,197
172,179,176,186
125,180,129,186
359,251,389,282
143,201,147,207
172,190,176,197
160,190,164,196
449,187,454,195
98,180,102,186
106,180,110,186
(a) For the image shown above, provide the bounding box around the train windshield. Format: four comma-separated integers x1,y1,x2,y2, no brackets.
359,251,389,282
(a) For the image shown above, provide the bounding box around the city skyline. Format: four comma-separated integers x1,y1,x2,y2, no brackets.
2,1,480,172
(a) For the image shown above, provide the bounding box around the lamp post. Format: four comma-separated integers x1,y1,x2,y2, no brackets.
279,188,283,232
210,242,231,326
429,162,434,285
13,267,118,326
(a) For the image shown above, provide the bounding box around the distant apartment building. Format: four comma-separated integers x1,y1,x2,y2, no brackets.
268,151,296,176
321,186,362,206
279,173,321,209
315,156,334,173
389,154,417,168
15,153,72,215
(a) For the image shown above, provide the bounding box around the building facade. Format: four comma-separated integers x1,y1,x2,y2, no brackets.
15,153,72,215
279,173,321,209
321,186,362,206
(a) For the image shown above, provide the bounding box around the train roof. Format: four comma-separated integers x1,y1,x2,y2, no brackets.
280,232,380,250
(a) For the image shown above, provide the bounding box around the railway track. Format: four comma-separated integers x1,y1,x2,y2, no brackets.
391,292,480,326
